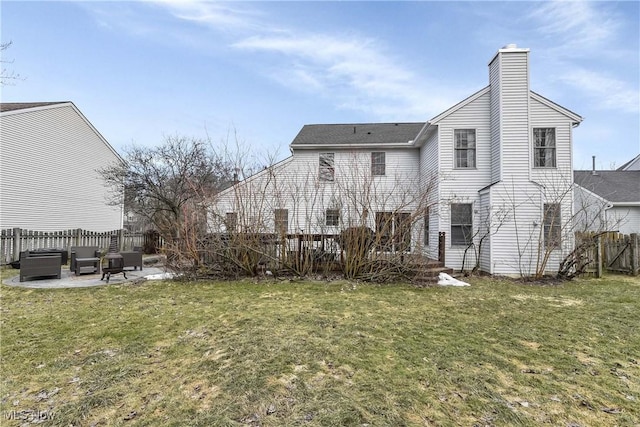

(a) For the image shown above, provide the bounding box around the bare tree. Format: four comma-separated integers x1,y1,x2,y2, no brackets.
205,150,437,281
1,41,22,86
99,135,236,263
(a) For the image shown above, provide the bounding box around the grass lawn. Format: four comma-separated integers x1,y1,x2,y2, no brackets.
1,273,639,426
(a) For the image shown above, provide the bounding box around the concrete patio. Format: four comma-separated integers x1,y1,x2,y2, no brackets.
2,265,172,289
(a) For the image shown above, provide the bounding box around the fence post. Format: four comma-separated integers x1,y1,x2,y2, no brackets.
596,234,602,278
12,227,21,262
438,232,446,264
75,228,82,247
118,229,125,251
631,233,638,276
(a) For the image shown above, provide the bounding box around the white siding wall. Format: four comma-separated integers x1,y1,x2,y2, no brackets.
489,58,502,184
478,189,492,273
492,51,531,181
419,131,439,259
613,207,640,234
214,147,424,247
574,186,640,234
0,104,123,231
434,92,492,271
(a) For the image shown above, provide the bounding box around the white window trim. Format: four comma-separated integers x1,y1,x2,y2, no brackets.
450,203,473,247
453,128,477,169
371,151,386,176
532,127,557,169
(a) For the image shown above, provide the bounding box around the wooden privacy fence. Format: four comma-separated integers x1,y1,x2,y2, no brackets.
575,231,639,277
0,228,164,264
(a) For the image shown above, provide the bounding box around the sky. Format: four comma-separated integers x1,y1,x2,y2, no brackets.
1,1,639,170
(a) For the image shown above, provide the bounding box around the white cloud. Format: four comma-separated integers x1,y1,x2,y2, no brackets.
233,33,462,120
557,68,639,114
528,0,620,52
152,0,267,33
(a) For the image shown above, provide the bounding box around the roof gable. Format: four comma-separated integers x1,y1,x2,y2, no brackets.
428,86,490,124
529,91,582,124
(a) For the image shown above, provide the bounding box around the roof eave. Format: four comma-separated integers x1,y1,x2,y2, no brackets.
290,142,416,150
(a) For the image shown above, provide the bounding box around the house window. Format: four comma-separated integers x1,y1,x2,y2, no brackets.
225,212,237,232
454,129,476,168
325,209,340,227
451,203,472,246
534,128,556,168
371,152,386,176
544,203,561,249
319,153,335,181
375,211,411,252
424,209,429,246
274,209,288,234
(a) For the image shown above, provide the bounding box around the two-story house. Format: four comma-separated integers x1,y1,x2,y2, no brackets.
214,45,583,277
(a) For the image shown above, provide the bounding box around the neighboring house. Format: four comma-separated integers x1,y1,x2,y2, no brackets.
0,102,124,231
617,154,640,171
574,163,640,235
214,45,583,276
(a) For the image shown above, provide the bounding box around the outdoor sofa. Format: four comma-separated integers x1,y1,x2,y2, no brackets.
19,252,62,282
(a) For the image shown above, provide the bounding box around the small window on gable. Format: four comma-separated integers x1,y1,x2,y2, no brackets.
451,203,472,246
325,209,340,227
319,153,335,181
544,203,561,249
454,129,476,168
534,128,556,168
371,152,386,176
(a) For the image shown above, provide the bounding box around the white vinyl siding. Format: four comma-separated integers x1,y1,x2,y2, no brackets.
492,51,530,181
214,148,421,238
0,104,123,231
419,131,439,258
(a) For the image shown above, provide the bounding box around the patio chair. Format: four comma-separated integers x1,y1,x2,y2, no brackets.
70,246,101,275
120,248,143,270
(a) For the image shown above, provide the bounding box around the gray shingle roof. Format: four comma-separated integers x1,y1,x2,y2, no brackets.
574,170,640,203
0,102,67,112
290,123,425,147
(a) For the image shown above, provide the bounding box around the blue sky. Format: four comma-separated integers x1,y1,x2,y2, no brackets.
2,1,639,170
